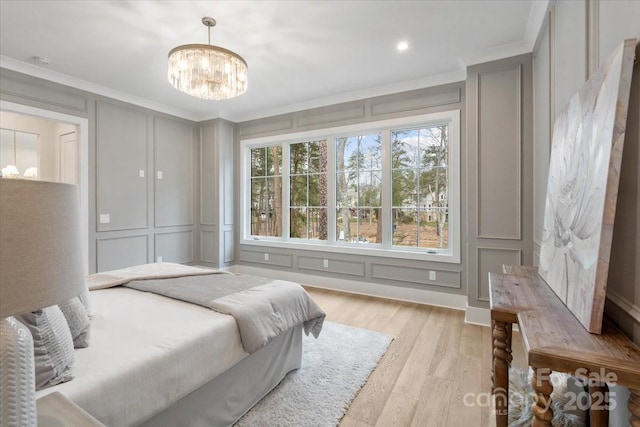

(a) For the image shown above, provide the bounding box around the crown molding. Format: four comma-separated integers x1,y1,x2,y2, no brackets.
222,69,467,123
0,56,198,121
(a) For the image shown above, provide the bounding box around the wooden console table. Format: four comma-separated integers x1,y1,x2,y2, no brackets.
489,265,640,427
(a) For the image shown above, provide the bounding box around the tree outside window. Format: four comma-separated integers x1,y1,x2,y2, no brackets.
250,146,282,237
391,125,448,250
290,140,328,240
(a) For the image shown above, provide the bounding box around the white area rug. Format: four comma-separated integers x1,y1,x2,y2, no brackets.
234,321,392,427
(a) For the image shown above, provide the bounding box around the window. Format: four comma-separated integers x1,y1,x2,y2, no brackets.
250,146,282,237
391,125,448,249
336,134,382,245
289,140,328,240
241,110,460,262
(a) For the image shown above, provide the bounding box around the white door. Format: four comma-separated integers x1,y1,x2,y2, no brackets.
59,131,78,185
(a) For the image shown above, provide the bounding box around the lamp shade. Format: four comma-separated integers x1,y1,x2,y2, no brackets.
0,179,85,318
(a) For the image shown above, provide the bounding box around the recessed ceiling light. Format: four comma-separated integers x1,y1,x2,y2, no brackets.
397,41,409,51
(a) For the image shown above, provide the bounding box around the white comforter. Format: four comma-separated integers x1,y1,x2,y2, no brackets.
88,263,326,353
35,288,247,426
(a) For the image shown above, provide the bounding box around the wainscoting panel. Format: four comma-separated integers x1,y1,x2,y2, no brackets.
370,85,462,116
224,229,234,263
552,0,588,116
239,115,294,138
466,53,533,309
297,256,365,277
296,102,365,127
239,250,293,268
200,123,216,226
476,247,522,302
476,64,522,240
96,100,148,232
200,229,216,264
154,116,194,227
371,263,461,289
97,235,148,272
155,231,194,264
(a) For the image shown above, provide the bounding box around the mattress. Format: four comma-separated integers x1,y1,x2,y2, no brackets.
35,287,247,426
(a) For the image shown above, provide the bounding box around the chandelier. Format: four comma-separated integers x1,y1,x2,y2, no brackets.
168,17,247,100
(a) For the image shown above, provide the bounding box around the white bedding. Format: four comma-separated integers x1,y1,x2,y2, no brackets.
35,287,247,426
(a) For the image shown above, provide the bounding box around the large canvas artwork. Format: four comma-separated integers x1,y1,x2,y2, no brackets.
539,39,636,334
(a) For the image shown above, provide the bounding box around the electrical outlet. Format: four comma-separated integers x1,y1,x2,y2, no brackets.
157,256,163,263
323,259,329,268
99,214,110,224
264,253,269,261
429,270,436,281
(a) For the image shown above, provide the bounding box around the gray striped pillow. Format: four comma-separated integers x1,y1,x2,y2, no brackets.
16,306,74,390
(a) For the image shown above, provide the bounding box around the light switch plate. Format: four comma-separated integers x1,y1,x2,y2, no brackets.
157,256,163,263
157,171,163,179
139,170,145,178
99,214,110,224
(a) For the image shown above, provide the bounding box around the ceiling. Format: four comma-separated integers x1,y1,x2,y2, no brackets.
0,1,543,123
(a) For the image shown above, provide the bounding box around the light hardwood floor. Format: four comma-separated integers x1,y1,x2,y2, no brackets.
303,286,527,427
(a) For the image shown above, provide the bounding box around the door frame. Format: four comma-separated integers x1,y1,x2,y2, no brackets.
0,100,89,275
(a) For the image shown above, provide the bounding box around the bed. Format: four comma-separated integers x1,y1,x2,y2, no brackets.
34,263,325,427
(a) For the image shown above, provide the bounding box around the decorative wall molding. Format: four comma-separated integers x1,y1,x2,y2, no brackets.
0,56,194,120
96,234,149,272
587,0,600,78
297,103,365,127
223,229,234,263
230,264,468,311
476,63,523,240
370,86,461,116
200,229,216,264
370,263,461,289
524,0,552,52
476,247,522,302
154,230,194,264
0,71,88,113
238,116,294,137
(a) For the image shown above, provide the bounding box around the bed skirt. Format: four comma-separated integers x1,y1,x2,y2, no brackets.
141,324,303,427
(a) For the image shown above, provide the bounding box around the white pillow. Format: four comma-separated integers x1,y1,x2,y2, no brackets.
16,306,75,390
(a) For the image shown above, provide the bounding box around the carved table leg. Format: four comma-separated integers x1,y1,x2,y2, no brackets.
630,388,640,427
492,320,511,427
589,382,608,427
531,366,554,427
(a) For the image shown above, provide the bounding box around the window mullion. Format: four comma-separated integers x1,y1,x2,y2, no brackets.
327,136,337,243
381,130,392,249
282,143,290,241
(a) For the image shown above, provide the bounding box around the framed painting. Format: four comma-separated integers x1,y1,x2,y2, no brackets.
539,38,637,333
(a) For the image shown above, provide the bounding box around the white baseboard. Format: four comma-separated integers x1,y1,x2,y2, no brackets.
464,305,491,327
230,265,468,311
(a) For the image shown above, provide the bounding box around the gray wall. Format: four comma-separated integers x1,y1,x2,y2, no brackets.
532,4,639,424
465,54,534,309
0,69,199,273
234,77,533,308
235,84,468,299
199,118,235,269
531,0,640,346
